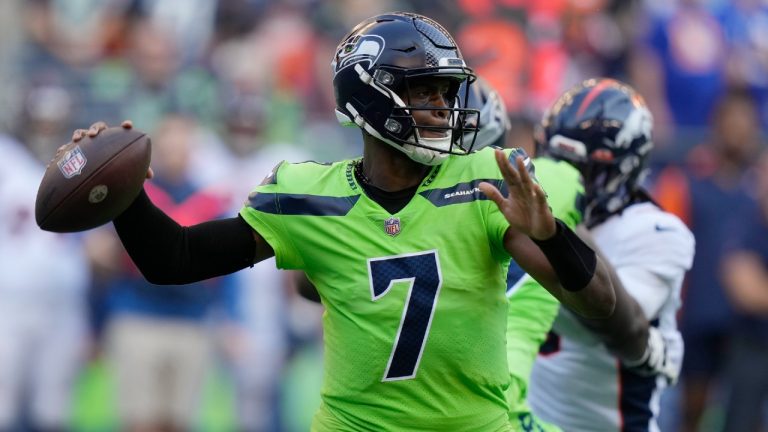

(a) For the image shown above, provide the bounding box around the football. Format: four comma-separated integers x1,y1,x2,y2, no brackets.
35,127,152,232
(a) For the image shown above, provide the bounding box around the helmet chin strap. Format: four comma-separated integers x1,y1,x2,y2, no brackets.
402,140,449,166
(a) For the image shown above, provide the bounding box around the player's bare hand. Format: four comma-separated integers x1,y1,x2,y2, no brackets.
72,120,133,142
70,120,150,179
479,149,556,240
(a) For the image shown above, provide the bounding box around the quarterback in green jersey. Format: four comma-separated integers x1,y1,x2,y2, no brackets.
73,13,618,432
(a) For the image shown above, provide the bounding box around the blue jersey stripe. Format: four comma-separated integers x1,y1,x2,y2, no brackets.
505,262,527,297
618,366,656,430
420,179,504,207
247,192,361,216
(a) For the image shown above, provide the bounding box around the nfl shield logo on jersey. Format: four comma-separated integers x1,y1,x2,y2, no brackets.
384,217,401,237
57,146,87,178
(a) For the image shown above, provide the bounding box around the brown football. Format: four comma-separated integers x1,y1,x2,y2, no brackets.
35,127,151,232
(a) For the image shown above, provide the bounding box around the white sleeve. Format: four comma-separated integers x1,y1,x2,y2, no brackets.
616,265,674,320
595,206,695,320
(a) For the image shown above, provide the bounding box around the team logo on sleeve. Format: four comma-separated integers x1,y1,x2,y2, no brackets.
57,146,87,178
384,216,401,236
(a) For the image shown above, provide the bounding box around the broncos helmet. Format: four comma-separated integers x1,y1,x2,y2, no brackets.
541,78,654,226
332,12,479,165
461,77,510,150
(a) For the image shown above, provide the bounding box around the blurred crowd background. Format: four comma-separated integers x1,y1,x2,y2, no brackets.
1,0,767,431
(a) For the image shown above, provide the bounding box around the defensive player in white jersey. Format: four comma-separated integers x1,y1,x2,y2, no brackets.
527,78,696,431
0,133,90,430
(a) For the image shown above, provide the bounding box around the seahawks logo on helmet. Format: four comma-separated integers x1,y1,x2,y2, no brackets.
333,35,385,74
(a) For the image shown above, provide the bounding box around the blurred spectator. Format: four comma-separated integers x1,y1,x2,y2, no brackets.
719,0,768,128
631,0,728,149
197,89,320,432
88,16,222,133
118,0,217,63
209,4,335,147
12,0,110,162
212,0,263,46
425,1,637,122
0,0,24,131
95,115,231,432
719,149,768,432
0,132,90,431
654,87,763,432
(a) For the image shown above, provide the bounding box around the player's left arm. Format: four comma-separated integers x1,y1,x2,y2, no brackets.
479,149,615,319
502,226,614,319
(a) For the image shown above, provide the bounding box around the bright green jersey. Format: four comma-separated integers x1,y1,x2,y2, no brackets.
506,158,583,432
240,147,525,431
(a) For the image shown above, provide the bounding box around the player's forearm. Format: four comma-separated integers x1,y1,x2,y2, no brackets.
531,219,615,318
556,257,616,319
574,265,648,361
569,225,648,360
113,188,259,284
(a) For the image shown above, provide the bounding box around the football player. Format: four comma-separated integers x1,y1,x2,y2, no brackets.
73,13,618,431
463,77,580,432
527,78,696,431
465,78,683,432
0,133,90,431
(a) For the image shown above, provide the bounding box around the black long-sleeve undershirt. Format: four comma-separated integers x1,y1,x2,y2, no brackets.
113,189,257,285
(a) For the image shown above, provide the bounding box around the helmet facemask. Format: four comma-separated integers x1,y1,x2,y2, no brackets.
460,78,511,151
332,13,480,165
542,78,655,226
580,158,645,226
394,70,481,162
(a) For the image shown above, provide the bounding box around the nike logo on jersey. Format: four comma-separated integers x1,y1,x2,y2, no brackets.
655,224,676,232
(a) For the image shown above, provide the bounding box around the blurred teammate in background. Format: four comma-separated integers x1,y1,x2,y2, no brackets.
71,12,620,431
528,78,695,431
462,78,577,431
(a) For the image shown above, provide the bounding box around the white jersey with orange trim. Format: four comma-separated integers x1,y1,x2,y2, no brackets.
0,134,90,428
528,201,695,432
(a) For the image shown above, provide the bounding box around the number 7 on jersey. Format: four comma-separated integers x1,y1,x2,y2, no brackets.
368,250,443,381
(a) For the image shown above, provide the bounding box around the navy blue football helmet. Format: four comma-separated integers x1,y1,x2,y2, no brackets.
332,12,479,165
460,77,510,150
541,78,654,225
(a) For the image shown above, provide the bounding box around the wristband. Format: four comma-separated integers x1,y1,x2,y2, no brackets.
532,219,597,292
